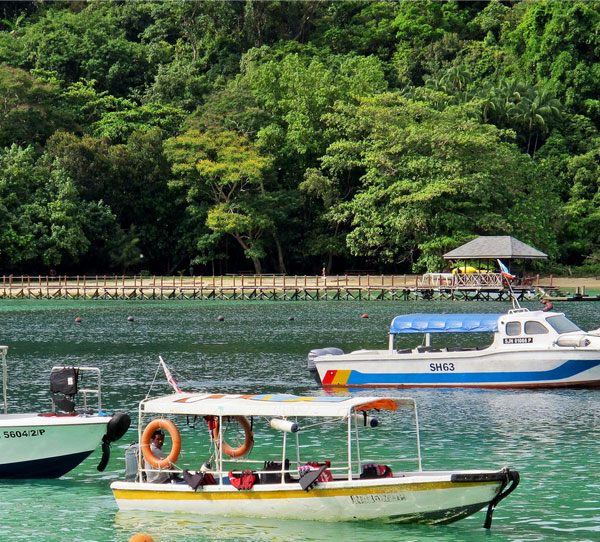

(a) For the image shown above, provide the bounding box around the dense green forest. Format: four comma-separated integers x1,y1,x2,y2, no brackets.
1,0,599,276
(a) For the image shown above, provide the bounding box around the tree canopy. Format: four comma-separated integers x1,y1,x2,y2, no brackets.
0,0,598,275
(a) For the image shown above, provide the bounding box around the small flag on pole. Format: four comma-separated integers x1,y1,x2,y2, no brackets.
497,259,515,280
159,356,182,393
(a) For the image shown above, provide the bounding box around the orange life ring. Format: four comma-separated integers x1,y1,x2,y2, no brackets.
212,416,254,458
141,418,181,469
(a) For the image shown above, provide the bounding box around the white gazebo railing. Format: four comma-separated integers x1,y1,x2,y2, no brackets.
419,272,504,288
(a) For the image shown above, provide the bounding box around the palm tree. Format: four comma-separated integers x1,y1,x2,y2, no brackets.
510,86,562,155
440,65,472,93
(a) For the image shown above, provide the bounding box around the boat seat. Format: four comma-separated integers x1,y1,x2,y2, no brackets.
446,347,477,352
396,349,412,354
415,347,442,353
50,368,79,413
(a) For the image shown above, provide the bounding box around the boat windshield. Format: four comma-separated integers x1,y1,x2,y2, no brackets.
545,315,582,334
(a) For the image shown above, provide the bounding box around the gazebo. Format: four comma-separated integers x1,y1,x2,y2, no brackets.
443,236,547,262
436,236,547,288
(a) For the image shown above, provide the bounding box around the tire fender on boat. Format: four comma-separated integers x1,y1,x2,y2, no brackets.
141,418,181,469
106,412,131,443
212,416,254,458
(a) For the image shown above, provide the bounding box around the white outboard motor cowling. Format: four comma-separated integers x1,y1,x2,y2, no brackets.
307,347,344,385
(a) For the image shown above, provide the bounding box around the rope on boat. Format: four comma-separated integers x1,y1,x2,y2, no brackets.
484,468,521,528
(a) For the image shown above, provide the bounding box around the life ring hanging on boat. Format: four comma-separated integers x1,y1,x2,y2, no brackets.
141,418,181,469
212,416,254,458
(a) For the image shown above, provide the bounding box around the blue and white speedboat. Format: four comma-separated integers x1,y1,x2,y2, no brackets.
308,309,600,389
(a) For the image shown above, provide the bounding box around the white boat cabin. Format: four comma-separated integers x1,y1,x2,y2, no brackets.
387,309,593,353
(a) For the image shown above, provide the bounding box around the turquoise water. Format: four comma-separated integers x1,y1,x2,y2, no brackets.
0,298,599,542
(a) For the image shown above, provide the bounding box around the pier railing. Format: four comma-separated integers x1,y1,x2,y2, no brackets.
0,273,546,301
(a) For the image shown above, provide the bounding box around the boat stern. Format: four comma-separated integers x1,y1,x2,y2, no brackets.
307,347,344,385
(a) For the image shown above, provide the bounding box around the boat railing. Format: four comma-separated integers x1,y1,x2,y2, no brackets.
139,454,421,485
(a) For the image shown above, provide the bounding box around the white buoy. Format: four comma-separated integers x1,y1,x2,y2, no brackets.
269,418,300,433
352,412,379,428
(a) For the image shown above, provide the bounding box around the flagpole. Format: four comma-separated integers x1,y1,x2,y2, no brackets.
497,259,520,309
159,356,183,393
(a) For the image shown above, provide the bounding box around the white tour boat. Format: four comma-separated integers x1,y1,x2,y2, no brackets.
308,308,600,389
0,345,130,478
111,392,519,527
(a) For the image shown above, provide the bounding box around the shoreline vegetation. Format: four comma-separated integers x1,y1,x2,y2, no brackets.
0,274,598,299
3,3,600,279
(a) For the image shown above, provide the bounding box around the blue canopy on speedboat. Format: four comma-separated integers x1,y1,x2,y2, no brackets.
390,313,501,334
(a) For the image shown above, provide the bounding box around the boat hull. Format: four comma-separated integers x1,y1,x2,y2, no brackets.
0,413,111,478
111,471,509,524
315,349,600,388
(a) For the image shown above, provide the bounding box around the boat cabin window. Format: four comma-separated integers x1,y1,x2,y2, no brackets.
545,315,582,334
505,322,521,336
524,321,549,335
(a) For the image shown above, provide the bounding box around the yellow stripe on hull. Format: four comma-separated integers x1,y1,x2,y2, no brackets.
113,479,497,502
330,370,351,385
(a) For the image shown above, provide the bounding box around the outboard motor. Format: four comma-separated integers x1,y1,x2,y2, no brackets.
124,443,140,481
307,347,344,385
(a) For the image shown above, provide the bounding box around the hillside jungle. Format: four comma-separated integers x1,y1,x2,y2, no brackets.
1,0,599,277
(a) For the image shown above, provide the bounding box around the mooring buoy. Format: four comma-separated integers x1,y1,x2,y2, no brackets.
130,534,154,542
74,316,82,323
361,313,369,319
217,315,225,321
127,316,134,322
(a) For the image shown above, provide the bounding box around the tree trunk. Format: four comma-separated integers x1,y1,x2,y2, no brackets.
272,233,286,274
251,256,262,275
232,233,262,275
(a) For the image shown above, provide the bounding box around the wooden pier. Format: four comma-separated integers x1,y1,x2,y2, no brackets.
541,285,600,302
0,274,543,301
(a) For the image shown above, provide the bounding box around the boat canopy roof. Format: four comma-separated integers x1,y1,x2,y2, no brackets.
390,313,502,334
140,393,414,418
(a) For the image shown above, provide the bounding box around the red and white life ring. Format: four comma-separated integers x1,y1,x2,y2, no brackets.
212,416,254,458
